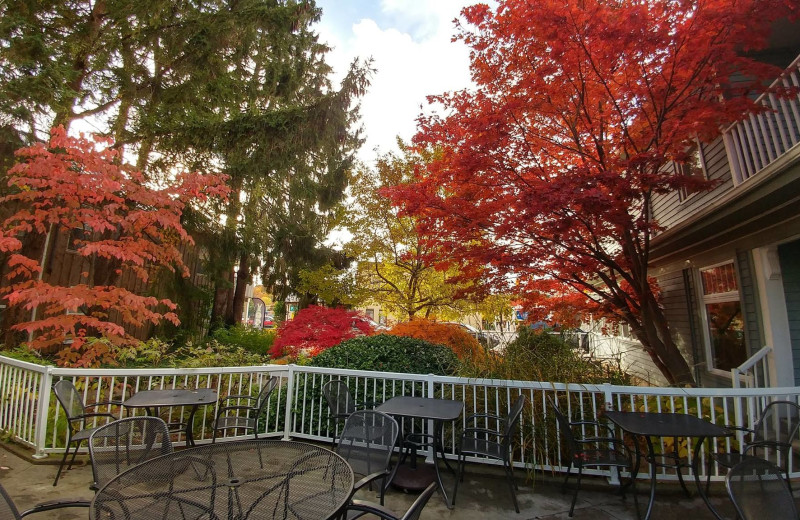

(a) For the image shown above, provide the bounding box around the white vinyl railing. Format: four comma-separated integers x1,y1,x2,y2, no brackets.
1,355,799,483
723,54,800,184
731,345,772,390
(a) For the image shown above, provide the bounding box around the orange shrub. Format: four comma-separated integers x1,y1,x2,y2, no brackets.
387,320,484,362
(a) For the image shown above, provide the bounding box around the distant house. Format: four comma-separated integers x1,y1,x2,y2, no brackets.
595,23,800,387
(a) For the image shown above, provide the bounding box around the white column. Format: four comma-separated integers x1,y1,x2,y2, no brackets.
753,246,794,386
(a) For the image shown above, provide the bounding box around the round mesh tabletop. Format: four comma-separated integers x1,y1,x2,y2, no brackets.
91,440,354,520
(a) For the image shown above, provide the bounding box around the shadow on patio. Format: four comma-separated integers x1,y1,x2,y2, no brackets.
0,442,759,520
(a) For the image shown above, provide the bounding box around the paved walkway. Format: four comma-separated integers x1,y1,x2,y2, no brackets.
0,443,762,519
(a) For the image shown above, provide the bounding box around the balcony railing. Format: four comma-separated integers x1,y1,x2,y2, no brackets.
723,54,800,184
1,355,799,483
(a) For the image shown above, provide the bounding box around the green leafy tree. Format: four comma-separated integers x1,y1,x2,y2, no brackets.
348,142,476,320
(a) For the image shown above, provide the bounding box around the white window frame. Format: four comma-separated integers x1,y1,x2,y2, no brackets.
697,259,745,376
676,139,708,202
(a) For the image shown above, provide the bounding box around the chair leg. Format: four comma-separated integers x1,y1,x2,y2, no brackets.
453,452,465,507
53,440,76,487
504,458,520,513
569,466,583,517
562,460,573,493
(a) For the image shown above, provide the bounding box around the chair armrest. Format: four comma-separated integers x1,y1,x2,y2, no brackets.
216,405,257,412
85,400,123,409
73,412,117,422
570,421,616,435
743,440,793,455
220,395,258,404
575,437,628,447
353,470,389,493
461,427,503,440
465,413,504,422
346,499,399,520
20,499,91,517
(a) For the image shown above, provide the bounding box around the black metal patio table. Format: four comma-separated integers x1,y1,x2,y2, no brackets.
90,439,354,520
604,411,732,520
122,389,217,446
376,395,464,509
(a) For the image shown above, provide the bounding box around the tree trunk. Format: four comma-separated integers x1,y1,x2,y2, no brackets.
229,253,250,326
631,293,696,386
211,270,233,328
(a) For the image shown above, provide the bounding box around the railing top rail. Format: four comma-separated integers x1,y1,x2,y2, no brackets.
0,355,50,374
286,365,428,381
2,355,798,398
49,364,288,377
733,345,772,374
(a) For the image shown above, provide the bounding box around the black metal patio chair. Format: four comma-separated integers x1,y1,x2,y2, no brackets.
0,483,89,519
453,394,528,513
322,379,375,448
345,482,437,520
212,375,280,442
550,398,637,517
336,410,400,506
51,379,122,486
708,400,800,493
88,416,173,490
726,457,798,520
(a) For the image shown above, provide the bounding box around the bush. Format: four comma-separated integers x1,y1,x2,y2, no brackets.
270,305,374,359
310,334,459,376
212,325,275,355
387,320,485,363
490,327,632,385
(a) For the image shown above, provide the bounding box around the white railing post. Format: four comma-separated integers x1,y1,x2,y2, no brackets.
282,364,296,441
602,383,620,485
426,373,435,464
32,366,53,459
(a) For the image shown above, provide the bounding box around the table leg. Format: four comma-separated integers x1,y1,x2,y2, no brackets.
691,437,726,520
431,420,456,509
185,405,200,446
640,436,658,520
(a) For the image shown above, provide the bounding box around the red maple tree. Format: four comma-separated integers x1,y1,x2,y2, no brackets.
269,305,374,359
0,127,228,366
390,0,796,385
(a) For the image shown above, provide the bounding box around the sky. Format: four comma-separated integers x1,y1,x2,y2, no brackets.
313,0,477,163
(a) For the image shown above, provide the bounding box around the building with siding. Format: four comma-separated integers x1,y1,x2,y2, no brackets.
614,25,800,387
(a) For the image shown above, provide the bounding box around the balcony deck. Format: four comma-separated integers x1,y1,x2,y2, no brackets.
1,443,748,520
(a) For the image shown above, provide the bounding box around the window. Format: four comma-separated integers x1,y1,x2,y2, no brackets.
699,261,747,372
66,224,91,252
675,141,707,201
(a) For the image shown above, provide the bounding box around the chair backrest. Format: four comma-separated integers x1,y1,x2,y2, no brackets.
89,416,173,489
335,410,399,480
549,398,579,454
503,394,528,438
254,376,280,414
53,379,86,422
401,482,438,520
726,457,798,520
322,379,356,416
751,400,800,448
0,483,21,520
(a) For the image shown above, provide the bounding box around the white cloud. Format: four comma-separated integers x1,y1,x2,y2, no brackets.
315,1,475,162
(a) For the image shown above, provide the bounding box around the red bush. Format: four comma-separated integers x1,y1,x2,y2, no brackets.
269,305,374,359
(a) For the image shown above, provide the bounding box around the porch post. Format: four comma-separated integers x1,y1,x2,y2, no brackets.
32,367,53,459
282,364,296,440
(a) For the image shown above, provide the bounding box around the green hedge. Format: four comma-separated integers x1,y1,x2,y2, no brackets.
310,334,459,375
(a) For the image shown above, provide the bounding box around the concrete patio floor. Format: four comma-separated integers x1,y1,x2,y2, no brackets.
0,442,773,519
